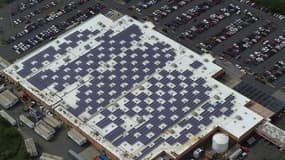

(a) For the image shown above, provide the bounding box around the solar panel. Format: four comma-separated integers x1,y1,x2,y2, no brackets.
96,118,112,128
11,17,242,160
105,126,125,142
190,60,203,69
166,136,176,145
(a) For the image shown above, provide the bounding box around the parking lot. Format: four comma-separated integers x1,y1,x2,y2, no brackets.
2,0,285,87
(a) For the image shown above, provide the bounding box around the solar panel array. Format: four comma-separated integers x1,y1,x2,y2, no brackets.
89,60,235,159
17,29,100,78
12,16,240,160
65,26,176,116
16,23,175,99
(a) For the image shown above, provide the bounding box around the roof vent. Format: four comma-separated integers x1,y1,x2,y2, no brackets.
169,129,175,134
14,65,19,70
235,115,242,120
123,152,129,157
214,95,220,100
171,63,178,68
136,116,144,123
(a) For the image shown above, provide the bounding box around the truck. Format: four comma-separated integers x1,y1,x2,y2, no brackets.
99,154,109,160
67,128,87,146
24,138,38,157
19,114,34,128
0,110,16,126
0,89,19,109
34,120,55,141
43,115,62,129
228,148,242,160
68,149,85,160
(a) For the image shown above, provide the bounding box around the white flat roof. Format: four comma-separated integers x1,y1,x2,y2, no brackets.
4,14,263,160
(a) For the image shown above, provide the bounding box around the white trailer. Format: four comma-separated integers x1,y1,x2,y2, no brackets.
0,90,19,109
34,120,55,141
43,115,62,129
0,110,16,126
67,128,87,146
19,114,34,128
24,138,38,157
40,152,64,160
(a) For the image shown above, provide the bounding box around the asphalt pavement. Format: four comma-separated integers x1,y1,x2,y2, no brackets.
245,138,284,160
2,101,87,160
244,113,285,160
0,81,86,159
